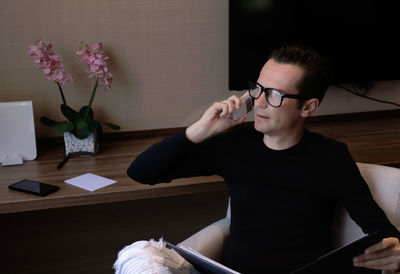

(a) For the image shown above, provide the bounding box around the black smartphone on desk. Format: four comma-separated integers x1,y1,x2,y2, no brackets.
9,179,60,197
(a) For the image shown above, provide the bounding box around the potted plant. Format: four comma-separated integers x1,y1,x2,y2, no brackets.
29,40,120,157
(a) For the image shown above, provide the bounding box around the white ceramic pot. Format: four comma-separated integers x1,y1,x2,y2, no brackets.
63,131,99,156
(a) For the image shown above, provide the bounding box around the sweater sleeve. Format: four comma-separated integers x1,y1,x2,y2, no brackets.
334,143,400,237
127,129,224,185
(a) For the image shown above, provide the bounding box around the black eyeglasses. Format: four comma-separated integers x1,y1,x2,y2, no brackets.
248,82,309,108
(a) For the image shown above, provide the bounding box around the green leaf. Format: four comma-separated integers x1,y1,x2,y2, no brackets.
100,121,121,130
40,116,58,127
97,124,103,135
87,119,100,131
79,106,94,120
56,121,74,135
73,119,90,139
61,104,79,121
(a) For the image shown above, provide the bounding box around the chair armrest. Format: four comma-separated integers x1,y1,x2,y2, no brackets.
178,218,230,262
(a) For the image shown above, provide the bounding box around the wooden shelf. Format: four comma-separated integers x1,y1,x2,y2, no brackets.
1,110,399,214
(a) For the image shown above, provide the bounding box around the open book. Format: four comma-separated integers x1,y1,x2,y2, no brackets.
165,242,241,274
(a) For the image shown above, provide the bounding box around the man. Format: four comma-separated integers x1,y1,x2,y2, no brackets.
127,43,400,273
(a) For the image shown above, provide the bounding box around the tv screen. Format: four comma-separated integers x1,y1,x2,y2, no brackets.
229,0,400,90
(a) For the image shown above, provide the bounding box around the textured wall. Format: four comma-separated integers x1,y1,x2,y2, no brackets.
0,0,399,137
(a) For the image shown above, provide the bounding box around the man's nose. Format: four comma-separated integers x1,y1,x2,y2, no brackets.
254,93,269,108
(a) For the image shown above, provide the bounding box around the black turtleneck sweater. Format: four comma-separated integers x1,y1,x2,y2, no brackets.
127,125,398,273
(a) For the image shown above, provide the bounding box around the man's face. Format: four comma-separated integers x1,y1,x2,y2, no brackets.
253,59,305,136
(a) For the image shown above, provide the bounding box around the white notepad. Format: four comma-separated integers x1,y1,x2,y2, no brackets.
65,173,117,191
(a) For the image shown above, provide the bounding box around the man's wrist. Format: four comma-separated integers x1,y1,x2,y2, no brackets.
185,122,209,144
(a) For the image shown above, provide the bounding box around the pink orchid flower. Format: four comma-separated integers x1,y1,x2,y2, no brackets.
74,42,113,90
28,40,74,86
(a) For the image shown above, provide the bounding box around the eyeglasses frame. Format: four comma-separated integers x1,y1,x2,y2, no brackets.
248,81,310,108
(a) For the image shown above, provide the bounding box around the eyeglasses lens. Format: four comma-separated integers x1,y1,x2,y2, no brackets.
268,90,283,107
249,83,282,107
249,83,261,98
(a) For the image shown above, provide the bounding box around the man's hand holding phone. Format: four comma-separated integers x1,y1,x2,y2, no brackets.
186,92,252,143
229,94,253,121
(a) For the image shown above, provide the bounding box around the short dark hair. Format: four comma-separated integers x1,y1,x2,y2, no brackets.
270,42,332,106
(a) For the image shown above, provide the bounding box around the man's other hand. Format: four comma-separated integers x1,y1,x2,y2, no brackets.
353,237,400,273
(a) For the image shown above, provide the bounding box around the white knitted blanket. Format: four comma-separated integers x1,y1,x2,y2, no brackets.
113,238,200,274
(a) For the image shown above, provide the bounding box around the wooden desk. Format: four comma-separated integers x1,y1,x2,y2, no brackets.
0,133,226,214
1,110,400,215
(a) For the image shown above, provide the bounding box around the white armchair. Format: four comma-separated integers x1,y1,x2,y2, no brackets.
179,163,400,269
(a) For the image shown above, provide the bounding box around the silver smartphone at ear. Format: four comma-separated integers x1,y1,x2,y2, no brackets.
229,95,253,121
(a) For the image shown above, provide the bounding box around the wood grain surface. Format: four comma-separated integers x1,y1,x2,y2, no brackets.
1,110,399,214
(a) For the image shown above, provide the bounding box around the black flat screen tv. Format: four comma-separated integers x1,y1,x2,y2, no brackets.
229,0,400,90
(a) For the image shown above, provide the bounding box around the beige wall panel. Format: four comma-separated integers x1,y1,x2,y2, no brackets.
0,0,399,137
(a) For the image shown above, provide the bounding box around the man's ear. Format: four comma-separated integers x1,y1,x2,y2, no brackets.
301,98,319,118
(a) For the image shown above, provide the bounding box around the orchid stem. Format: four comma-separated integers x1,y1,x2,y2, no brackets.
57,82,67,105
85,78,99,120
